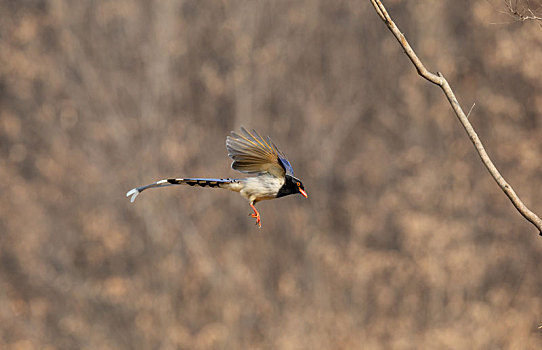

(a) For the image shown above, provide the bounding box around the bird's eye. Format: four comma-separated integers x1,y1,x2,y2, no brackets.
296,182,300,186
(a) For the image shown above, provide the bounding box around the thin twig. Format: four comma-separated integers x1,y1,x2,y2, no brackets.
503,0,542,26
506,0,542,20
466,102,476,119
369,0,542,236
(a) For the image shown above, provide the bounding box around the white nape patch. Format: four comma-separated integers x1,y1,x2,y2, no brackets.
126,188,140,203
157,179,167,184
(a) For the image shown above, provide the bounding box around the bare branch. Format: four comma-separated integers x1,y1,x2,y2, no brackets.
504,0,542,25
369,0,542,236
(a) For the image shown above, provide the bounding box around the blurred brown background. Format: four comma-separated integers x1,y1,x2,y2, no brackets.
1,0,542,349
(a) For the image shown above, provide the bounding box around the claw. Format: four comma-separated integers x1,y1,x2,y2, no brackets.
249,203,262,228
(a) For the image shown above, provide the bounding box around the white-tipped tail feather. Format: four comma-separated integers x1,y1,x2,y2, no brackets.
126,188,140,203
126,178,239,203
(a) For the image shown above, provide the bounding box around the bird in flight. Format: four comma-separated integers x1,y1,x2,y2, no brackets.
126,127,307,227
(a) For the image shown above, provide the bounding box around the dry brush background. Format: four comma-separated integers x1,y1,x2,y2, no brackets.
1,0,542,349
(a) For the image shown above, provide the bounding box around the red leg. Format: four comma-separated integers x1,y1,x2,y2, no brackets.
249,203,262,228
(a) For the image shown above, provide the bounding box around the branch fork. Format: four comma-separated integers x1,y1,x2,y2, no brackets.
369,0,542,235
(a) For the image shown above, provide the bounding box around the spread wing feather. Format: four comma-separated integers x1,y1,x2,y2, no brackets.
226,127,294,178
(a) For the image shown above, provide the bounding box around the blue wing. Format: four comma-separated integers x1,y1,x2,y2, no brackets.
278,156,294,176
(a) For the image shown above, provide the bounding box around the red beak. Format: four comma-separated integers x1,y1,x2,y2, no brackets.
299,188,308,198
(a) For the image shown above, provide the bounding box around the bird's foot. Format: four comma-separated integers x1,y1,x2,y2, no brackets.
249,212,261,228
249,203,262,228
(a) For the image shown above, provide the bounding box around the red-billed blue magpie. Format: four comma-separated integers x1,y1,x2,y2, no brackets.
126,127,307,227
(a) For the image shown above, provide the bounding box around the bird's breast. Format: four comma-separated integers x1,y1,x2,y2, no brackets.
239,175,285,203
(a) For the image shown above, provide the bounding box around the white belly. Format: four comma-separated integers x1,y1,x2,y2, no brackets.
239,175,285,203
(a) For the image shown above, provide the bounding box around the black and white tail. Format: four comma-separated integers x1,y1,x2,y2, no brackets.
126,178,239,203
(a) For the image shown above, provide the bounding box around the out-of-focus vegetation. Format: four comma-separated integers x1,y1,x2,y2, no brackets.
1,1,542,349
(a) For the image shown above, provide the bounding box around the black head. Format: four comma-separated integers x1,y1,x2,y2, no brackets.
276,175,308,198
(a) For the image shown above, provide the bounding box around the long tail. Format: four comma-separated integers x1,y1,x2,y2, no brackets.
126,177,239,203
